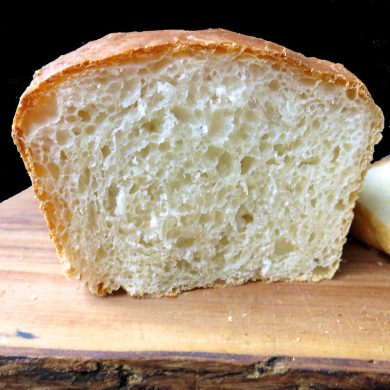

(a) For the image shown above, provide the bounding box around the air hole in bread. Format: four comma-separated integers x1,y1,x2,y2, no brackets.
48,163,60,180
274,238,296,256
300,156,320,167
158,141,170,152
56,130,70,145
240,156,256,175
216,152,234,176
78,110,91,122
104,184,119,215
204,145,223,164
332,146,340,162
72,127,81,136
101,145,110,158
335,199,345,211
177,236,195,249
268,79,279,91
172,106,193,121
60,151,67,161
312,265,330,277
86,125,95,135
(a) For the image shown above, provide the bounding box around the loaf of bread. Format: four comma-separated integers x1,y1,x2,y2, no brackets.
351,157,390,254
12,29,384,296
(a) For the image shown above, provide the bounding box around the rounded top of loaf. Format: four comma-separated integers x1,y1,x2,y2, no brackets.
22,29,375,101
13,29,384,179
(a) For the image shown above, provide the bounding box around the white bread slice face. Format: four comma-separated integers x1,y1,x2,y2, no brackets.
351,157,390,254
12,29,384,296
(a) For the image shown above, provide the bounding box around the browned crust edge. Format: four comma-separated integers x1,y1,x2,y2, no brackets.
11,29,385,297
1,347,390,389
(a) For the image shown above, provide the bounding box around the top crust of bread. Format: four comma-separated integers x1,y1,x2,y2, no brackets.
12,29,384,296
16,29,375,101
13,29,383,183
13,29,383,156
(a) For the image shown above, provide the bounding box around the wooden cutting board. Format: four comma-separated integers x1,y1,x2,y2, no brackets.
0,188,389,389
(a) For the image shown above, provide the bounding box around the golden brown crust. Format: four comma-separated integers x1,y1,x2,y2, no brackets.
14,29,381,108
11,29,385,296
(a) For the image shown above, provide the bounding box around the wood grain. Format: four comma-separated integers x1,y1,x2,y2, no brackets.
1,188,390,388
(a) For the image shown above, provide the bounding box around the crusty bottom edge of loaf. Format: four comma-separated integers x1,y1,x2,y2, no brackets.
66,260,340,298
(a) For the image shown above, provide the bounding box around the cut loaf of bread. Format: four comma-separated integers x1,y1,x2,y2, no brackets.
12,29,384,296
351,157,390,255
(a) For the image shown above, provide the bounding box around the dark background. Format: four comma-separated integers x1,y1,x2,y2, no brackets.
1,1,389,202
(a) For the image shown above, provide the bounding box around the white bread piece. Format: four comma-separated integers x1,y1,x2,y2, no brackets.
12,29,384,296
351,157,390,254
